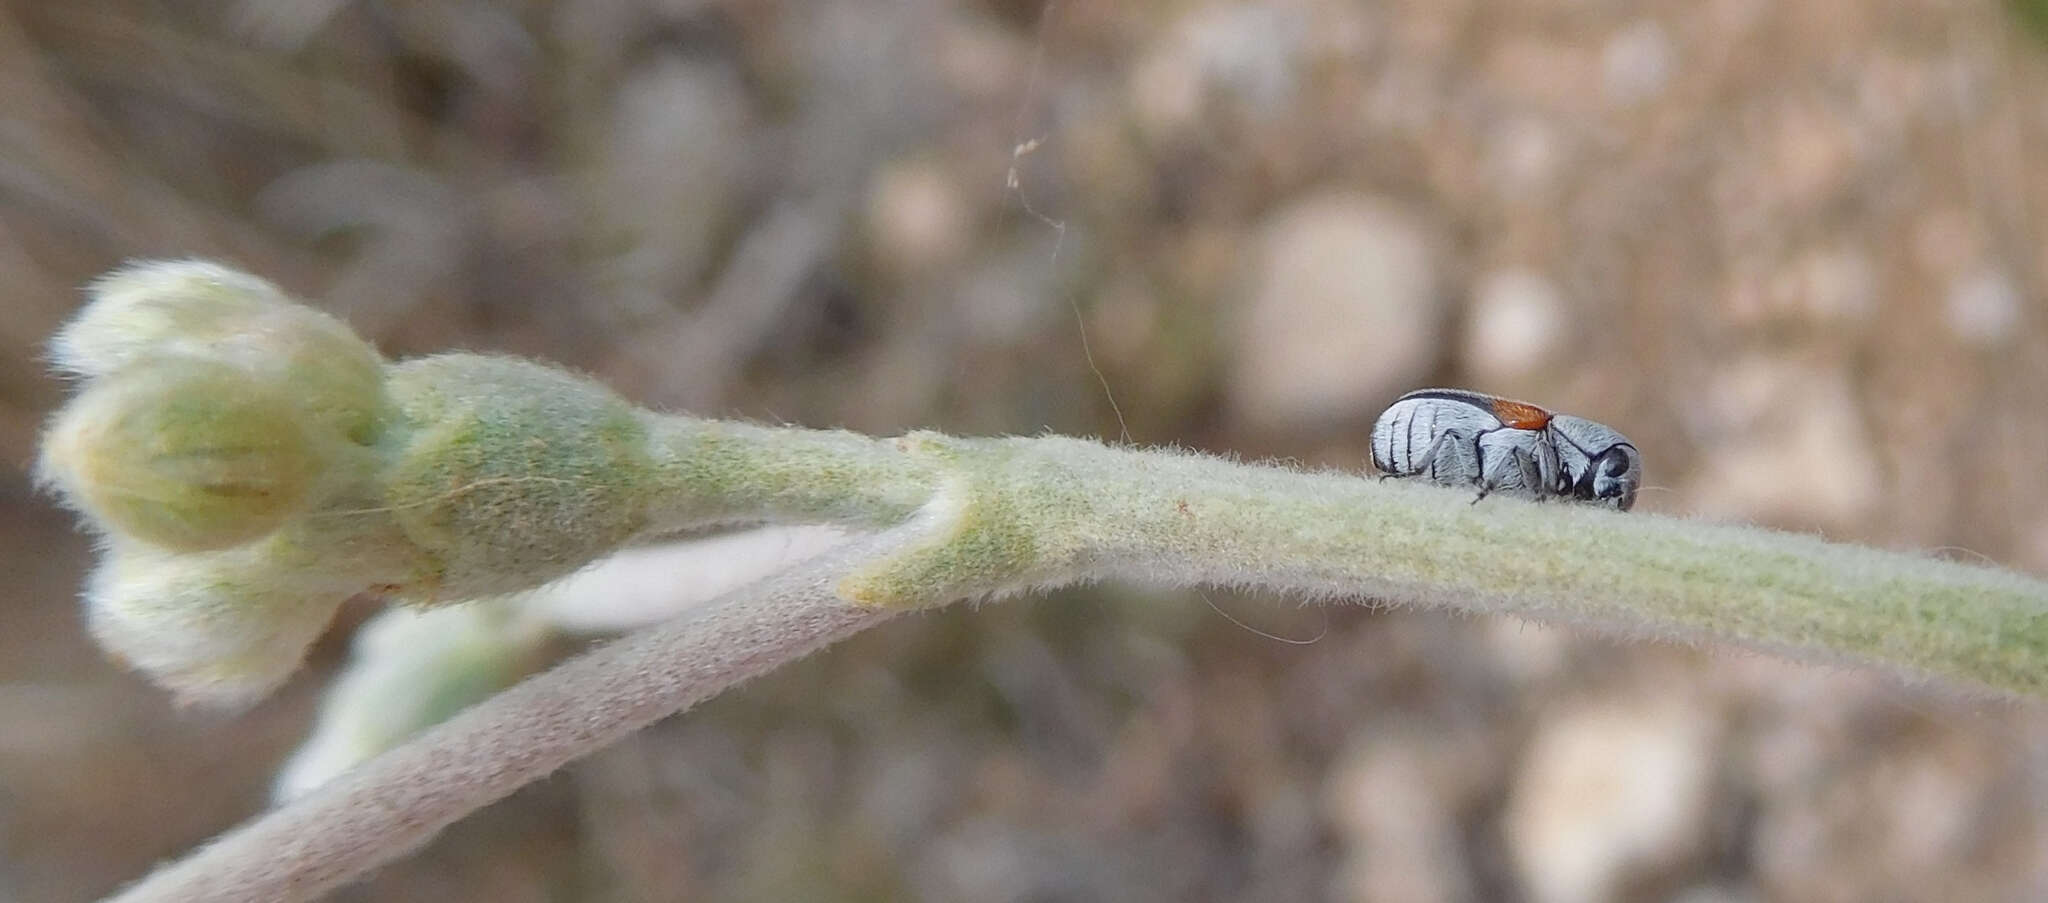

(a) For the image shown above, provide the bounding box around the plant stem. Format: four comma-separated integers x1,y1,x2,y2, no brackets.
842,435,2048,696
104,525,916,903
641,417,939,531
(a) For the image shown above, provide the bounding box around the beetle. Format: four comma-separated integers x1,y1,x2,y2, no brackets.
1370,388,1641,510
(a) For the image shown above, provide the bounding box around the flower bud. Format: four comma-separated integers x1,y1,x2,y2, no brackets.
41,361,325,552
85,543,352,707
53,259,389,445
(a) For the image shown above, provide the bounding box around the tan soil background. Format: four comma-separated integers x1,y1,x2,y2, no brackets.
4,1,2048,901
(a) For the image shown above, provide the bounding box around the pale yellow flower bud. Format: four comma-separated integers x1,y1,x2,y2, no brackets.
85,543,353,707
41,360,325,552
53,259,388,444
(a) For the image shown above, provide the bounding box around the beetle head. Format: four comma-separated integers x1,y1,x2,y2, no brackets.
1550,415,1641,511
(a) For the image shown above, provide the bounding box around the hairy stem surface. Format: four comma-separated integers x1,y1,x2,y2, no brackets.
837,435,2048,696
105,527,915,903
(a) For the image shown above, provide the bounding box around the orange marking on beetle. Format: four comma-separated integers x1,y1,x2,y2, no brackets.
1490,399,1552,430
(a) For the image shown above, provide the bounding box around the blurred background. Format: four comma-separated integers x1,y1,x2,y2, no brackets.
4,0,2048,900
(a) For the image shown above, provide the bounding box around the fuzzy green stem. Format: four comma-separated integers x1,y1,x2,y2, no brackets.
828,435,2046,696
640,418,939,531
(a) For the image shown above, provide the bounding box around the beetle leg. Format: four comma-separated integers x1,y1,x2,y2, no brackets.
1389,429,1463,480
1471,440,1544,505
1473,438,1522,498
1469,447,1492,504
1468,437,1505,504
1513,447,1547,502
1537,433,1567,496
